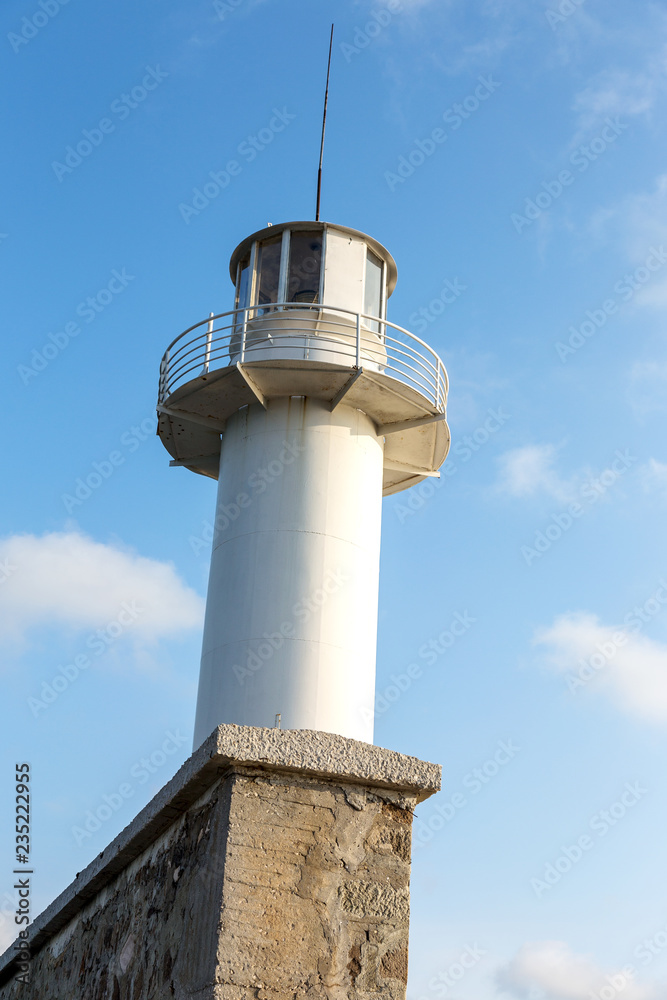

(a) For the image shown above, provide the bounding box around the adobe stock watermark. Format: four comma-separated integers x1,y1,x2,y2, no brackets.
52,67,168,181
394,408,510,523
557,913,667,999
179,108,296,224
71,730,189,846
530,781,647,897
233,569,349,684
0,889,22,941
561,919,667,1000
367,610,476,724
564,580,667,694
8,0,71,54
213,0,244,19
521,450,636,566
340,0,402,62
556,246,667,361
545,0,587,30
511,118,627,234
413,740,520,849
62,416,154,514
587,969,642,1000
408,277,467,335
635,920,667,967
17,268,135,385
385,76,501,192
27,602,143,717
189,438,305,555
417,943,487,998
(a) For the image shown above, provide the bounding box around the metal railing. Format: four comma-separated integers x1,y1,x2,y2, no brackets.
158,303,448,411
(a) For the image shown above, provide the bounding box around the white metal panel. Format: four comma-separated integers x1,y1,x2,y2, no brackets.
229,221,398,295
193,396,384,749
322,230,366,316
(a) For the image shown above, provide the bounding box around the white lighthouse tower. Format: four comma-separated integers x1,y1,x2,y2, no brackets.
157,221,450,749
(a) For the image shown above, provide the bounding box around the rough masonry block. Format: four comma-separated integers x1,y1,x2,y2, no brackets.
0,726,440,1000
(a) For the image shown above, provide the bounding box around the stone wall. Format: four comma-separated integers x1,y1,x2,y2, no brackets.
0,726,440,1000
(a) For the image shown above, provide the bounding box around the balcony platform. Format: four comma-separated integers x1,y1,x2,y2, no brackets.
157,306,450,495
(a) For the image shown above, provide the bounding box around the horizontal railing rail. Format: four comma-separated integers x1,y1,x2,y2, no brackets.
158,303,448,411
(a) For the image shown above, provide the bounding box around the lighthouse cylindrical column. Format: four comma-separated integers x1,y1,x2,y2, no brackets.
193,395,384,749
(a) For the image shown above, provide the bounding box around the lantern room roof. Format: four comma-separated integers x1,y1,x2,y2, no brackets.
228,220,398,296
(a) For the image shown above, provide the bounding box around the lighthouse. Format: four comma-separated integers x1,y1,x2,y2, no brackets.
0,222,449,996
156,220,450,749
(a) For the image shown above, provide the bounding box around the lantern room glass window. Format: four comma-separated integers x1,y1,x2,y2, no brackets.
234,229,387,323
287,231,322,304
364,249,383,333
236,254,251,310
256,236,282,314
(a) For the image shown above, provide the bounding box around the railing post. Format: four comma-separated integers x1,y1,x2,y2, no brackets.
355,312,361,368
240,307,247,363
159,349,170,402
203,312,214,373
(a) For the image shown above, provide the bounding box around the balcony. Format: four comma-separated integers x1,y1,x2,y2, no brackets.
156,302,450,496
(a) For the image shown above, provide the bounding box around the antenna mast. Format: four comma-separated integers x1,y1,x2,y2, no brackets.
315,24,334,222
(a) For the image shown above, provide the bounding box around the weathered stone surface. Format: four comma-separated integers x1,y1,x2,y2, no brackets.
207,727,441,798
0,726,440,999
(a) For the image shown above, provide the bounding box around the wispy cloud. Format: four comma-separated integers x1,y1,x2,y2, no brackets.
0,531,204,649
580,173,667,309
534,610,667,723
619,174,667,261
588,173,667,264
382,0,516,89
640,457,667,497
569,10,667,130
574,59,666,126
495,444,578,504
497,940,658,1000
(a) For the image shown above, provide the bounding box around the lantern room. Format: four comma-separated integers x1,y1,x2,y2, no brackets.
157,219,449,497
229,221,397,323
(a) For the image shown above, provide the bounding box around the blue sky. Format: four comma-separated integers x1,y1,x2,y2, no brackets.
2,0,667,995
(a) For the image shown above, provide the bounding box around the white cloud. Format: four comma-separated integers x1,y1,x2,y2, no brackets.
572,34,667,136
495,445,576,503
617,175,667,307
634,279,667,309
641,458,667,497
575,66,659,121
621,174,667,262
585,175,667,293
497,940,657,1000
0,531,204,648
384,0,516,84
534,610,667,723
390,0,442,8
